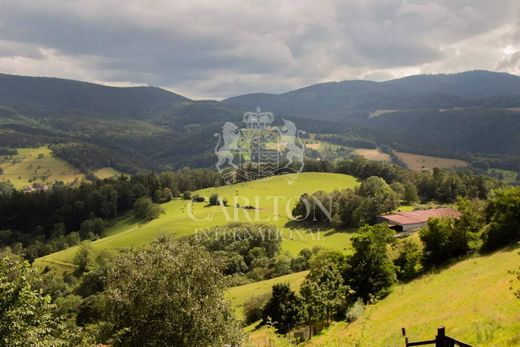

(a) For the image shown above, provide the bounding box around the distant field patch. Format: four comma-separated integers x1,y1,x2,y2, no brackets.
395,151,468,170
0,146,84,188
353,149,391,162
94,167,124,179
305,143,321,150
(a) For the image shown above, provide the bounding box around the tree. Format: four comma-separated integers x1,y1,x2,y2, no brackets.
482,186,520,250
420,217,472,266
344,224,396,302
403,182,419,203
394,239,422,281
262,283,302,334
0,251,88,346
73,241,93,274
390,181,405,200
104,236,242,347
209,193,220,206
133,196,163,222
79,218,106,240
304,250,348,325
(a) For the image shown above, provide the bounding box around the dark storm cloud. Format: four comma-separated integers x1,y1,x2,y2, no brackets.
0,0,518,98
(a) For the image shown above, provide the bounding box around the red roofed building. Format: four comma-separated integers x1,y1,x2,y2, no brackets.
377,208,461,232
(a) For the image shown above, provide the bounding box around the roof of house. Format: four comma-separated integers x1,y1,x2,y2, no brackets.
378,208,461,226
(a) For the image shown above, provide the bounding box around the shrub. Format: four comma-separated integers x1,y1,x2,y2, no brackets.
209,193,220,206
191,194,205,202
394,239,422,281
482,186,520,250
244,294,270,325
133,196,164,222
345,298,364,323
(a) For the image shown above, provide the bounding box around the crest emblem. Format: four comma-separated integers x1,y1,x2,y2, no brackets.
215,107,306,184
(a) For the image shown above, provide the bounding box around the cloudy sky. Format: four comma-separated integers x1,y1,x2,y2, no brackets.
0,0,519,99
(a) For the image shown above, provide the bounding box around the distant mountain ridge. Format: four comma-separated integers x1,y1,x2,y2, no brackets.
1,70,520,173
0,73,190,119
224,70,520,120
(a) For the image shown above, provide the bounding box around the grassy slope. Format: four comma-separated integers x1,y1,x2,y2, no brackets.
93,167,124,179
0,146,84,188
395,151,468,170
226,271,309,320
37,172,359,269
309,246,520,347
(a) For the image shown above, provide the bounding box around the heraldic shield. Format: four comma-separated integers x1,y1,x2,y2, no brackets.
214,107,305,184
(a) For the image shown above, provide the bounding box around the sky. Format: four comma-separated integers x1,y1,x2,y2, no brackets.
0,0,519,99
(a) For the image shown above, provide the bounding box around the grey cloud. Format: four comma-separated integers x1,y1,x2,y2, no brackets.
0,0,518,98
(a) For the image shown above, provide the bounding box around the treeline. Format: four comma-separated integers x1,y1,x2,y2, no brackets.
0,169,223,259
293,157,496,228
314,133,377,149
255,185,520,339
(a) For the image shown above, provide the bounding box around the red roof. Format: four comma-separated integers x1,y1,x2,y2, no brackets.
379,208,461,225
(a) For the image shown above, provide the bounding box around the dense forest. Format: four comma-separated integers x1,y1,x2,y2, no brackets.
1,71,520,174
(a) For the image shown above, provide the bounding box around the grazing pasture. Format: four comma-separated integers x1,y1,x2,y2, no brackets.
93,167,124,179
307,247,520,347
226,271,309,320
353,148,391,162
37,172,360,269
395,151,468,170
0,146,84,188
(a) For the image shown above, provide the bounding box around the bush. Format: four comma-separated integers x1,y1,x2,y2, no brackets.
394,239,422,281
482,186,520,250
133,196,164,222
420,217,471,266
182,191,192,200
191,194,205,203
209,193,220,206
345,298,364,323
344,224,396,302
244,294,270,325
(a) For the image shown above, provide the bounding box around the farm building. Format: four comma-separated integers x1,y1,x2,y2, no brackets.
377,208,461,232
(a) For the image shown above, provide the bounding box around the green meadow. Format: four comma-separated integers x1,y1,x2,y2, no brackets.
37,172,359,270
305,246,520,347
226,271,309,320
0,146,84,188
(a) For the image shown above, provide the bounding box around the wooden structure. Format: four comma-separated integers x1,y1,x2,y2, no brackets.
402,327,472,347
377,208,461,232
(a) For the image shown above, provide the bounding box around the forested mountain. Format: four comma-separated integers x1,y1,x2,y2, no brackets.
0,73,190,119
1,71,520,174
225,70,520,120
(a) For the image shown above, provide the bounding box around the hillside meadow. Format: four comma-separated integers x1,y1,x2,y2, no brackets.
37,172,360,270
226,271,309,320
395,151,468,170
0,146,84,188
304,246,520,347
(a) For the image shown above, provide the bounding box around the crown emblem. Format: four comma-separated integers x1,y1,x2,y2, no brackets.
243,106,274,129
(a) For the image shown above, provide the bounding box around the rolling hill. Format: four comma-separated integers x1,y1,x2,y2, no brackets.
2,71,520,174
36,172,360,270
245,246,520,347
0,146,84,188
